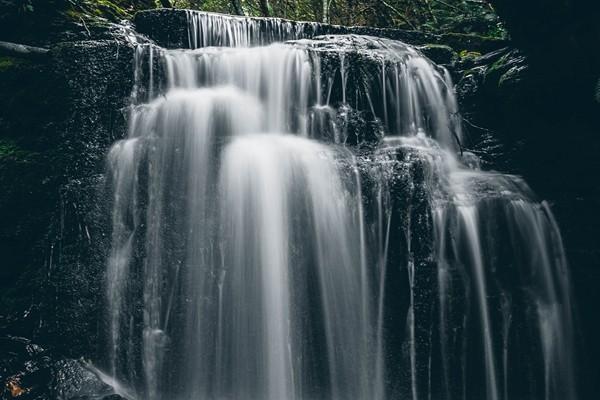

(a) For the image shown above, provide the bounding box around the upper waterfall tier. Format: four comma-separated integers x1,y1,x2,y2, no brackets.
134,9,506,51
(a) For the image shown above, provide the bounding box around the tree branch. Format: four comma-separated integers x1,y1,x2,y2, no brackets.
380,0,417,30
423,0,439,24
230,0,244,15
431,0,462,13
0,41,49,60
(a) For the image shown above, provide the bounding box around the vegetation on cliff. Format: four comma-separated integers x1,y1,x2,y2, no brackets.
0,0,506,45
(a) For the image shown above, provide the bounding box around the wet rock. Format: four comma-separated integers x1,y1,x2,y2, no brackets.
357,140,437,396
0,336,121,400
418,44,457,66
39,175,111,359
134,8,190,48
52,359,113,400
0,51,60,338
335,105,384,147
1,37,135,359
50,39,135,179
342,26,439,47
455,65,486,109
455,48,528,120
453,48,530,169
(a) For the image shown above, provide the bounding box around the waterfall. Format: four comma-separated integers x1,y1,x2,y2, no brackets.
104,11,577,400
186,10,321,48
219,134,371,400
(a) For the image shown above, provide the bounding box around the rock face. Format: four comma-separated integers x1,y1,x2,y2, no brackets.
0,35,136,362
53,359,117,399
417,44,458,66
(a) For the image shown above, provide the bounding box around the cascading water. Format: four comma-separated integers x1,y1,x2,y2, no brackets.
218,134,371,400
104,11,577,400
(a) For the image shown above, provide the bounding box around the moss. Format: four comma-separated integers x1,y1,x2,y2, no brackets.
64,0,132,25
459,50,482,58
458,50,482,67
0,139,36,163
0,56,29,73
487,53,510,74
91,0,130,18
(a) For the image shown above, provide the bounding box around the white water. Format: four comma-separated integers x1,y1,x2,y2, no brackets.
371,132,576,400
104,11,577,400
219,134,371,400
186,10,320,48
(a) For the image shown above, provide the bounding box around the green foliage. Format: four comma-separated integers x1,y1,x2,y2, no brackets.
0,56,28,72
66,0,131,22
459,49,481,58
167,0,506,37
20,0,34,13
0,0,507,43
0,139,35,163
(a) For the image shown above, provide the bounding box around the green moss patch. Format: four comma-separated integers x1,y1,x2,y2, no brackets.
63,0,132,26
0,56,29,73
0,139,37,163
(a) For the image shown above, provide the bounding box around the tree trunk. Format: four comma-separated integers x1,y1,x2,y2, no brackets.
231,0,244,15
322,0,329,23
189,0,203,9
159,0,173,8
259,0,270,17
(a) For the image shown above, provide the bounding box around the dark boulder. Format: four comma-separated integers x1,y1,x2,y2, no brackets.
0,34,136,361
0,336,123,400
52,359,114,400
418,44,457,66
456,48,529,119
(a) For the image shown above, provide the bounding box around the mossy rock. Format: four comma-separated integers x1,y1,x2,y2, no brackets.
419,44,458,66
0,38,135,357
484,50,527,90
